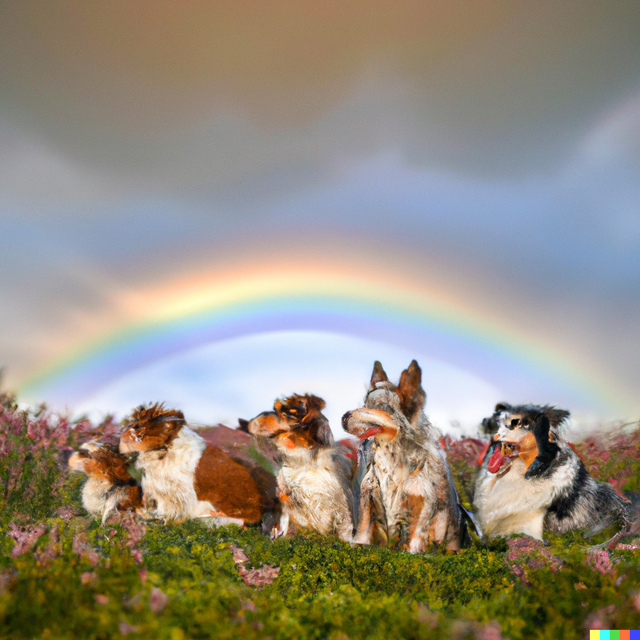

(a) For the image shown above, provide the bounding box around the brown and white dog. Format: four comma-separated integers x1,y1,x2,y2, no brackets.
68,441,143,524
247,394,356,542
474,403,633,540
342,361,468,552
119,403,277,525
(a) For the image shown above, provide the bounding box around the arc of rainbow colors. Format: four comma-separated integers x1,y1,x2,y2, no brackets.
20,266,624,414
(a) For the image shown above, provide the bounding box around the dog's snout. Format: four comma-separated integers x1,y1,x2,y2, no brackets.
61,448,74,464
341,411,352,429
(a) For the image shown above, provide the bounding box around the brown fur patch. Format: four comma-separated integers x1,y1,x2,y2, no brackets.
518,432,538,470
404,494,426,536
117,486,143,512
194,445,276,524
275,431,316,451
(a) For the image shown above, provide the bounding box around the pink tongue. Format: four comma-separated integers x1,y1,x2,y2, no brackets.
487,446,506,474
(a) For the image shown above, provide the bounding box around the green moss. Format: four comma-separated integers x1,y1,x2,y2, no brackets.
2,518,640,639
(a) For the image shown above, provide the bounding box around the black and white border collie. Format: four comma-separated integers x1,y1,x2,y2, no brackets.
474,403,632,540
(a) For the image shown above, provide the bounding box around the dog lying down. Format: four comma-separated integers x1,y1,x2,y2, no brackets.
247,393,356,542
68,441,143,524
342,360,469,553
119,403,277,526
474,403,633,540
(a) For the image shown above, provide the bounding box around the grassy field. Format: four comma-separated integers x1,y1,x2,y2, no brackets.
1,391,639,639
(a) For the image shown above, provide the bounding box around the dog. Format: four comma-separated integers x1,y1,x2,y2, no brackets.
68,441,142,524
119,403,277,525
342,361,467,552
474,403,633,540
247,393,356,542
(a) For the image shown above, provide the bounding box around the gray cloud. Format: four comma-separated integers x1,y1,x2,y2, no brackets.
1,2,640,419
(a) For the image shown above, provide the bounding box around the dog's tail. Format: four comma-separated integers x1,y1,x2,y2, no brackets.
458,503,482,541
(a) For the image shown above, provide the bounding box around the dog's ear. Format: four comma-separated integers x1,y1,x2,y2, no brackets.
397,360,426,422
369,361,389,390
300,394,326,422
237,418,250,433
494,402,511,413
542,406,570,428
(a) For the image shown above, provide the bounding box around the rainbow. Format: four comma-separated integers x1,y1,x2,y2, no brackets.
19,262,625,414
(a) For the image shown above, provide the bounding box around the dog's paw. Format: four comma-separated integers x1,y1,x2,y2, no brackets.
270,524,285,539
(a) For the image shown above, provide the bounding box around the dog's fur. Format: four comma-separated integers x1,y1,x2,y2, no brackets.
119,404,276,525
474,403,632,539
68,441,142,524
247,394,355,542
342,361,467,552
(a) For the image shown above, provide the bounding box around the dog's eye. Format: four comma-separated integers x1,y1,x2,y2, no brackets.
510,419,520,428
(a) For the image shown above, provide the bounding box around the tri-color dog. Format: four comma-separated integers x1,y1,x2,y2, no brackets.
474,403,632,540
119,403,277,525
247,393,356,542
68,441,142,524
342,361,468,552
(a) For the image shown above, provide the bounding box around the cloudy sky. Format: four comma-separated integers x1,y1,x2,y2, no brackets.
1,2,639,435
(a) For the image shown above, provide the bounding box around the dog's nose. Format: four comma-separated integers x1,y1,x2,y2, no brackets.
60,449,74,464
341,411,352,429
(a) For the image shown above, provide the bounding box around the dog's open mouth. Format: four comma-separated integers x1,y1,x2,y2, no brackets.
357,426,384,441
487,441,518,474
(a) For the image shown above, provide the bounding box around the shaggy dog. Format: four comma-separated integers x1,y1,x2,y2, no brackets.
342,361,468,552
119,403,277,525
247,393,355,542
474,403,632,540
68,441,142,524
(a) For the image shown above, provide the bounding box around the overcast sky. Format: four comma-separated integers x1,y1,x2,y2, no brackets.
1,2,640,432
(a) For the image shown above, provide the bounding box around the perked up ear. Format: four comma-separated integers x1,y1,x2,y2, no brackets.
397,360,426,422
542,406,570,428
495,402,511,413
237,418,250,433
369,361,389,390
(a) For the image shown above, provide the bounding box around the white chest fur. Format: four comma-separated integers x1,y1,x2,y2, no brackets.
475,459,553,539
278,449,353,541
136,427,215,522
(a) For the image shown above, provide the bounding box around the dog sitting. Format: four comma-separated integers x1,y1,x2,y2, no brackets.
474,403,633,540
119,403,277,525
68,441,143,524
247,393,355,542
342,361,467,552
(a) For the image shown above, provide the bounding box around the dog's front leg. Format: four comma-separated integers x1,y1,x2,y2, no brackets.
353,470,375,544
354,472,387,545
406,497,438,554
